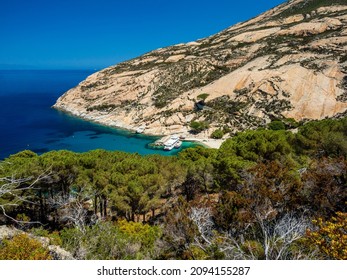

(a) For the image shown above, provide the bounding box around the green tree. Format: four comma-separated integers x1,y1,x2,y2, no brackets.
295,117,347,157
219,130,294,162
268,120,286,131
211,129,224,139
190,121,209,133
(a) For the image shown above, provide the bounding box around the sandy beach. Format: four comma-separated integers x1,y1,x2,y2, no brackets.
184,137,225,149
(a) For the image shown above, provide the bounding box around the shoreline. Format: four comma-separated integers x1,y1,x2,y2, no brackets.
184,138,225,149
52,106,225,150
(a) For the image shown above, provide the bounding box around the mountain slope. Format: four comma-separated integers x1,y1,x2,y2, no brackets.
53,0,347,137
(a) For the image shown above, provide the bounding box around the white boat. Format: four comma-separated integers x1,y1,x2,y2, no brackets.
164,144,175,151
174,140,182,149
163,135,179,151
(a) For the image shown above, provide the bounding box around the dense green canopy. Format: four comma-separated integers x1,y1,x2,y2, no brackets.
1,117,346,260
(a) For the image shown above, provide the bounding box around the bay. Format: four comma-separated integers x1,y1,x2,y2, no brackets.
0,70,196,159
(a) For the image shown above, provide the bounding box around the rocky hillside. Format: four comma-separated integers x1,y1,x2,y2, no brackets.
53,0,347,138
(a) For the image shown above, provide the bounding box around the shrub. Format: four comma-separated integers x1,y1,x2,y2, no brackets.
268,120,286,131
117,220,162,253
30,227,62,246
222,126,231,134
211,129,224,139
0,234,51,260
284,118,299,129
190,121,209,133
60,221,162,260
307,212,347,260
197,93,210,102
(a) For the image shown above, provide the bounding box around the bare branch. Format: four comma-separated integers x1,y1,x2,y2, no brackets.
0,170,51,224
47,193,96,233
255,212,312,260
189,207,214,247
216,212,316,260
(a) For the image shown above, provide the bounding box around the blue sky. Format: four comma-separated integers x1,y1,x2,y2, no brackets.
0,0,286,70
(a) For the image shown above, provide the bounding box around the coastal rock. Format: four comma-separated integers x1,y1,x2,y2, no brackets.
54,0,347,138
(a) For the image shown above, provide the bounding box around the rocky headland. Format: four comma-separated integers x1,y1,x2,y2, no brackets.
53,0,347,144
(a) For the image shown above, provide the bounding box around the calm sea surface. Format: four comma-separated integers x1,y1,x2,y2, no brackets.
0,70,195,159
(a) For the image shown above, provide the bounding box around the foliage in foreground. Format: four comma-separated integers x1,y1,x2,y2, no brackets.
0,117,346,259
307,212,347,260
60,220,162,260
0,234,51,260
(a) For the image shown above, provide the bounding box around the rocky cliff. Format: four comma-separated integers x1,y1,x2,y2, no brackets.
53,0,347,138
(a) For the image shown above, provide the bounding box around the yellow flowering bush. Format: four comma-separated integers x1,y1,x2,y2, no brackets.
307,212,347,260
0,234,51,260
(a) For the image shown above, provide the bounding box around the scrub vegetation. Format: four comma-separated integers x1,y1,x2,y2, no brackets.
1,116,346,260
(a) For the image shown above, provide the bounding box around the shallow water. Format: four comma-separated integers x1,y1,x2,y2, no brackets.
0,70,196,159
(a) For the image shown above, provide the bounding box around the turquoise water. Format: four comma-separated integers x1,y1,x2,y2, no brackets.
0,70,196,159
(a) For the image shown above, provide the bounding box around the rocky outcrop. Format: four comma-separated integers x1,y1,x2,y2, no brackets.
48,245,75,260
54,0,347,137
0,225,20,240
0,226,75,260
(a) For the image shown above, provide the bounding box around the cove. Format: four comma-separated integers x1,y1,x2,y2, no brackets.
0,70,197,159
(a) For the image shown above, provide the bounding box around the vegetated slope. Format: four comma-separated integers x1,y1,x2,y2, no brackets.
54,0,347,137
1,116,347,259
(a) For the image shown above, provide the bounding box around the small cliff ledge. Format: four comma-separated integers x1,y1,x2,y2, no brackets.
54,0,347,137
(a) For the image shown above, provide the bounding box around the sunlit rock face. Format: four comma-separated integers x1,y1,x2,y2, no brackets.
54,0,347,137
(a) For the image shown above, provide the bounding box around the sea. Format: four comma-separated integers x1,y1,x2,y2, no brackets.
0,70,196,159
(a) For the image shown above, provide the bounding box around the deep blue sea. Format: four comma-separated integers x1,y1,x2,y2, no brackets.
0,70,195,159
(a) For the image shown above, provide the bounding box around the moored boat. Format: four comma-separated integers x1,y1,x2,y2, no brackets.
174,140,182,149
163,135,179,151
164,144,175,151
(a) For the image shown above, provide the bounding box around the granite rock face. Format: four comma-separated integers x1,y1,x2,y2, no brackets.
54,0,347,137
